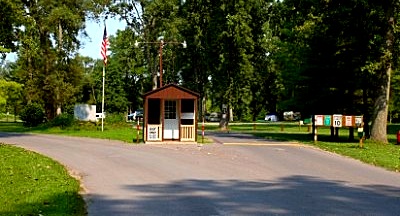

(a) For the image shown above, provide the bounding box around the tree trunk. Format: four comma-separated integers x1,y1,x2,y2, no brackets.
370,10,394,144
219,104,229,130
56,21,62,116
370,71,390,143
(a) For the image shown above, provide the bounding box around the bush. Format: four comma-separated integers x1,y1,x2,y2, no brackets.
20,103,45,127
105,113,125,124
51,113,75,128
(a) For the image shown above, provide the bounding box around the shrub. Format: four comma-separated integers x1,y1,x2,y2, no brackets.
105,113,125,124
20,103,45,127
51,113,75,128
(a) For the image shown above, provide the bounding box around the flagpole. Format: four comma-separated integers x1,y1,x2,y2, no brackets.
101,21,108,132
102,65,105,132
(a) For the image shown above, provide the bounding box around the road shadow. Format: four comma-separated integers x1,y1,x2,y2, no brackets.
88,175,400,215
205,131,277,142
0,132,33,138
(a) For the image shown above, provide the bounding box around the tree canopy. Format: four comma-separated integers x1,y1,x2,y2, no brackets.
2,0,400,143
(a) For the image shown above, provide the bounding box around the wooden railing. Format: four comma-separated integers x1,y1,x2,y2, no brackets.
181,125,195,141
147,124,162,141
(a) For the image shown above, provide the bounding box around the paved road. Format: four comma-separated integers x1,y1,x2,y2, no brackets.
1,132,400,215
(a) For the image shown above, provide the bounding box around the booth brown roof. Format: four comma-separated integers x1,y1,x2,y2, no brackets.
143,83,200,99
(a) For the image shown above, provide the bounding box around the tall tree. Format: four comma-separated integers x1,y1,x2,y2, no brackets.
0,0,22,58
13,0,105,119
367,1,400,143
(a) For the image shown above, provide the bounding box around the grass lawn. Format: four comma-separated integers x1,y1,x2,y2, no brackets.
210,122,400,172
0,121,142,143
0,121,214,144
0,144,86,215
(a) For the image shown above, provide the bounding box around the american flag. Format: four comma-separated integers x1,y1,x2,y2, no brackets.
101,26,109,65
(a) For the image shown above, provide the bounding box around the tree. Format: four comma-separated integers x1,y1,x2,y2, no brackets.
12,0,106,120
0,0,22,59
0,79,23,122
366,1,400,143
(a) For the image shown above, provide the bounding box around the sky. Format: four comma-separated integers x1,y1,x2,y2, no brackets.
5,17,126,62
79,17,127,59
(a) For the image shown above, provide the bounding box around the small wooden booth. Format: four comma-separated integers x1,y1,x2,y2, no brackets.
143,84,199,143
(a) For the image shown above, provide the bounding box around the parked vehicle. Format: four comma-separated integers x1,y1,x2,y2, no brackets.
265,113,279,122
204,113,210,121
96,113,105,121
127,109,143,121
283,111,301,121
127,113,135,121
208,112,221,122
135,109,143,120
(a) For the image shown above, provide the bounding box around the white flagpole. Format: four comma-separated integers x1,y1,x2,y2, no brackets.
102,65,105,132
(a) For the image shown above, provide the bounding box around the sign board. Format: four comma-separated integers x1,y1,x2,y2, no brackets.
355,116,363,127
333,114,342,127
345,116,353,127
181,113,194,119
74,104,96,122
324,115,332,126
148,126,159,140
315,115,324,126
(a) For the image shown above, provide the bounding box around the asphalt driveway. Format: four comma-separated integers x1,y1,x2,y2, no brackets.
1,132,400,215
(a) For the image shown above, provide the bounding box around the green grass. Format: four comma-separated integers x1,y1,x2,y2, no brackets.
211,122,400,172
313,140,400,172
0,121,143,143
0,121,213,144
0,113,20,122
0,144,86,215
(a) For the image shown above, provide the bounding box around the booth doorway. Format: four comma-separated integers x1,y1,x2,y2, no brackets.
164,100,179,140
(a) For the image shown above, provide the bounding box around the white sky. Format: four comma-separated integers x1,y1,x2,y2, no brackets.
5,17,126,62
79,17,127,59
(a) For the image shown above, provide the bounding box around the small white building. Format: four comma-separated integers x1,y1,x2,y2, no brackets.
74,104,97,122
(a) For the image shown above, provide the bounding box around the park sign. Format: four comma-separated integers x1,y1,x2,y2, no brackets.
315,115,324,126
355,116,363,127
344,116,353,127
324,115,331,126
333,114,342,127
313,115,363,128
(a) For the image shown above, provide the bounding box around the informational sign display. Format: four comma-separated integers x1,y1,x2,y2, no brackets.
324,115,332,126
355,116,363,127
315,115,324,126
345,116,353,127
333,114,343,127
148,126,159,140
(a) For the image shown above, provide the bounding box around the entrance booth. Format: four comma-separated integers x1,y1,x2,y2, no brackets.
143,84,199,143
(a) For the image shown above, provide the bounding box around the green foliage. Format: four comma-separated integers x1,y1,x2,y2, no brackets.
3,0,400,142
50,113,75,128
0,144,86,215
19,103,45,127
9,0,106,120
105,113,126,124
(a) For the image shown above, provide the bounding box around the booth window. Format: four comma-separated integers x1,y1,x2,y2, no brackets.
181,99,194,112
148,99,160,124
181,99,195,125
164,100,177,119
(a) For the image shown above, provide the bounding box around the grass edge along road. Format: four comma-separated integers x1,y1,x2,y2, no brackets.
222,122,400,173
0,144,86,216
1,121,399,172
0,121,214,144
0,121,141,143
